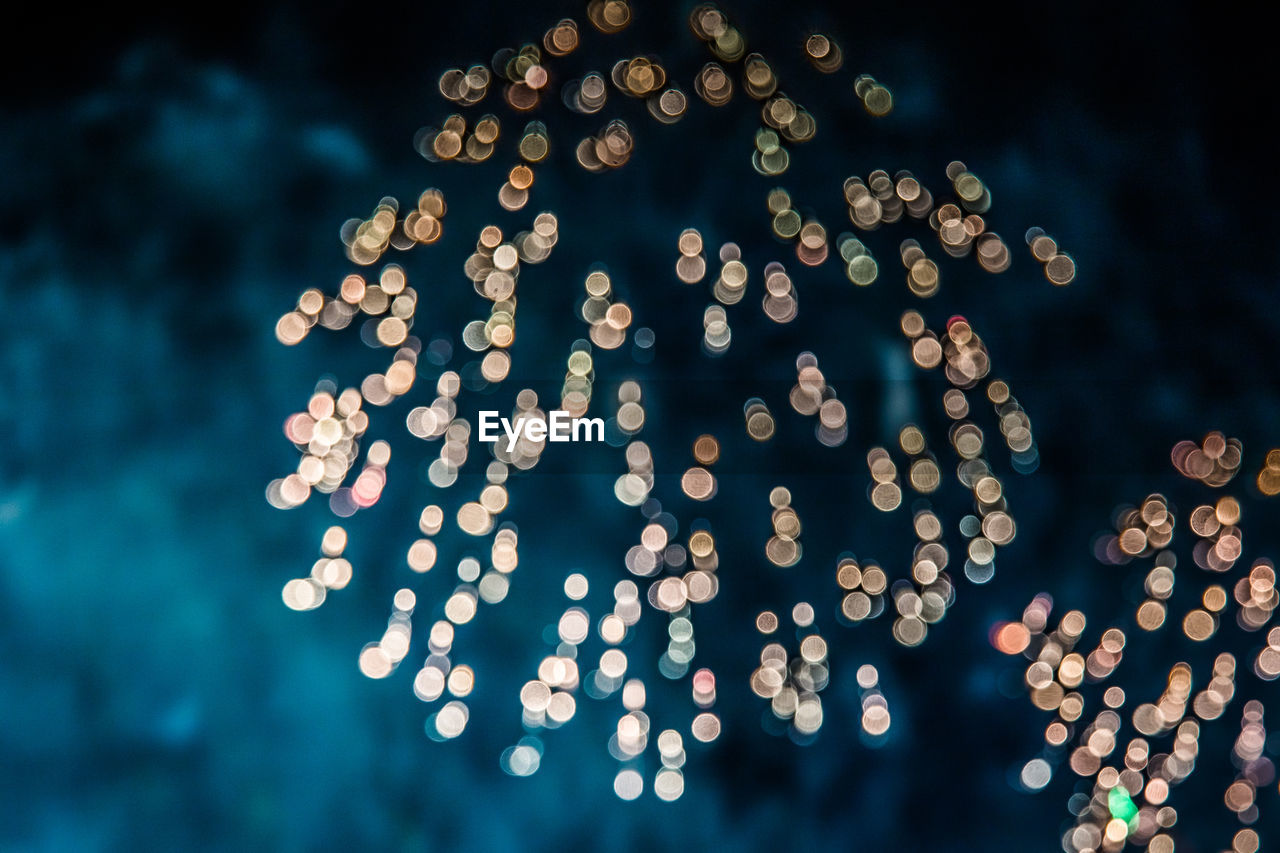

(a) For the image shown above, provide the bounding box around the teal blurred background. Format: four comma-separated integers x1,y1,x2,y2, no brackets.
2,1,1278,850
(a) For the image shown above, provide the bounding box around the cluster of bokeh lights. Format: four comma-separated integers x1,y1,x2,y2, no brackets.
266,2,1275,848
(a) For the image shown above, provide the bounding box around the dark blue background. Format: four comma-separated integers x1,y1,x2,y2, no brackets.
2,1,1277,850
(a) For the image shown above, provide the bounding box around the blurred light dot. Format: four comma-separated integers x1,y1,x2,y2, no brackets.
614,769,643,800
1020,758,1052,790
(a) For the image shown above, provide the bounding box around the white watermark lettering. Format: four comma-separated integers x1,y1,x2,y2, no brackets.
478,410,605,452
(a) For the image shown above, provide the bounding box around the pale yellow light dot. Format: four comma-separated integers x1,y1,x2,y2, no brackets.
358,644,393,679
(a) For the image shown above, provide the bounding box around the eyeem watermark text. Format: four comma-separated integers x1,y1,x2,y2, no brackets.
478,410,605,452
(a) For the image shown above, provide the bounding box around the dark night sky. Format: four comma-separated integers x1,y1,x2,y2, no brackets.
2,2,1278,851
